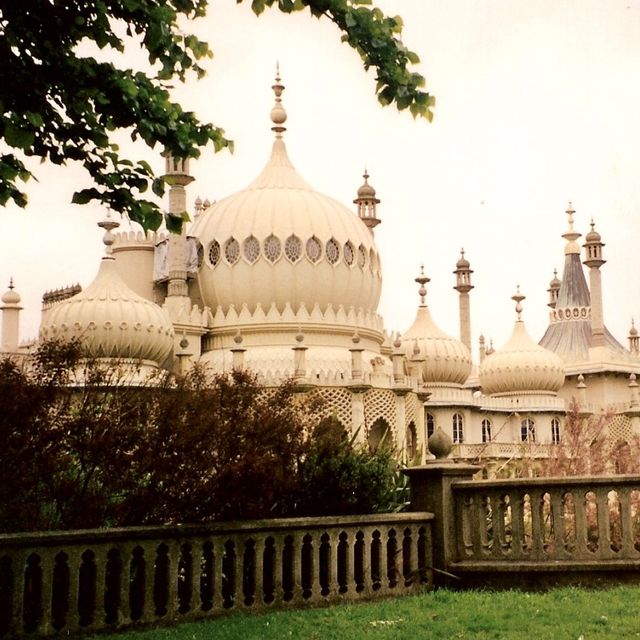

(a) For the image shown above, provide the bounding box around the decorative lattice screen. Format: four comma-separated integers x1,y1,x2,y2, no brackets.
405,393,418,429
606,413,633,444
364,389,396,433
315,387,353,428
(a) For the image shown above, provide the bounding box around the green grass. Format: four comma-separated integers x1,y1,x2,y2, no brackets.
88,587,640,640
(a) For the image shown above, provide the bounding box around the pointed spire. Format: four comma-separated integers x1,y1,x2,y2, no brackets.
512,285,525,321
415,265,430,306
562,201,581,254
270,63,287,138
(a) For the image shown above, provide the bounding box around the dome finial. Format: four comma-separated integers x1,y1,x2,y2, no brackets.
415,264,430,306
270,63,287,138
8,277,14,291
512,285,525,321
562,200,581,254
97,210,120,258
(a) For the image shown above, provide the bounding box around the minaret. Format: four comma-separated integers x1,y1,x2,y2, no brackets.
354,169,381,232
1,278,22,352
562,201,582,256
453,248,473,351
629,319,639,355
583,220,606,348
547,269,561,309
163,151,195,303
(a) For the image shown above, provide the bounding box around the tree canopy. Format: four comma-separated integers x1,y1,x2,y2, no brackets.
0,0,432,231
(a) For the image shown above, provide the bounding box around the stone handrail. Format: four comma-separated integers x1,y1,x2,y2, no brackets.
0,512,433,638
451,475,640,565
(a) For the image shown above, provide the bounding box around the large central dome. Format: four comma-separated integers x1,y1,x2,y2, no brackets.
191,74,381,319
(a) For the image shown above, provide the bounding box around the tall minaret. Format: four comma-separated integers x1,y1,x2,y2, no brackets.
163,153,195,304
453,248,473,351
583,220,606,348
354,169,381,233
629,319,639,355
0,279,22,352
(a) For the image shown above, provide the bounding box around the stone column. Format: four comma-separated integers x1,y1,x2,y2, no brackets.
402,428,479,587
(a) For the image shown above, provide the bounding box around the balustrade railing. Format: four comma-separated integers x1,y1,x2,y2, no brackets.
0,513,433,638
452,476,640,564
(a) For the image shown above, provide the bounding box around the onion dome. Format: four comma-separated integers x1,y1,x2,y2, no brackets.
480,288,564,396
400,266,472,386
191,70,381,316
356,170,377,198
630,319,638,337
40,214,174,364
548,269,561,291
585,220,601,243
1,279,20,305
456,248,470,270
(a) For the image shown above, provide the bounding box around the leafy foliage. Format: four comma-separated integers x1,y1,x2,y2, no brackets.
295,416,398,516
0,340,398,532
0,1,430,229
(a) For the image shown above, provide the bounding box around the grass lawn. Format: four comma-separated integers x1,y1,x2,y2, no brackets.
88,586,640,640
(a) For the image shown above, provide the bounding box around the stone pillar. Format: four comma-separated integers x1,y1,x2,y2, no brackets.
292,330,308,381
349,332,364,382
349,390,367,445
453,249,473,351
627,374,640,436
583,222,606,348
231,332,246,369
402,428,479,586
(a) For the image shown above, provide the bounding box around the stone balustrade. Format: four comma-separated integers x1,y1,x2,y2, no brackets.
452,476,640,563
0,513,433,638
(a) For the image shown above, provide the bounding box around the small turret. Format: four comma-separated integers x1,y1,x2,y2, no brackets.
547,269,561,309
583,220,606,348
629,319,639,355
354,169,381,232
1,278,22,352
453,248,473,350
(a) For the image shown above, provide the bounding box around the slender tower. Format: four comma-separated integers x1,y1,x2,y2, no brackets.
453,248,473,351
163,153,195,304
0,279,22,352
583,220,606,348
547,269,561,309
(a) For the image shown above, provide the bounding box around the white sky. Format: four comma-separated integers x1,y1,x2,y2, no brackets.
2,0,640,358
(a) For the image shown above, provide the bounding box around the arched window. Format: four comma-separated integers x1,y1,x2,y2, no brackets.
481,419,492,443
369,418,391,453
426,412,435,439
453,413,464,444
551,418,560,444
521,418,536,442
406,422,417,462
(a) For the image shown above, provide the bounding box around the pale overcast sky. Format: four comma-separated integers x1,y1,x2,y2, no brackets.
2,0,640,358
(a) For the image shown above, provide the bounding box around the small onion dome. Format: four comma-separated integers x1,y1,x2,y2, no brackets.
456,249,470,270
585,220,601,243
400,267,472,386
356,170,377,198
549,269,561,290
480,290,564,396
40,258,174,364
1,279,20,305
630,319,638,337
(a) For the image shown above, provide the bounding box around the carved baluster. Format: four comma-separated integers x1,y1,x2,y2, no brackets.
468,494,483,558
573,490,590,556
66,549,82,633
529,490,545,559
191,540,203,617
550,490,565,559
619,487,635,557
253,537,265,610
166,541,181,619
596,488,612,559
271,534,283,605
510,491,526,560
378,528,389,593
117,546,132,626
328,530,339,599
91,547,107,631
403,526,418,589
489,492,505,559
210,539,223,612
36,550,54,636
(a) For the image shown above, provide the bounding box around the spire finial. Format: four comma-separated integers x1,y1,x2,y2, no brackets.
415,264,430,305
270,64,287,138
8,277,14,291
512,285,525,321
97,209,120,258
